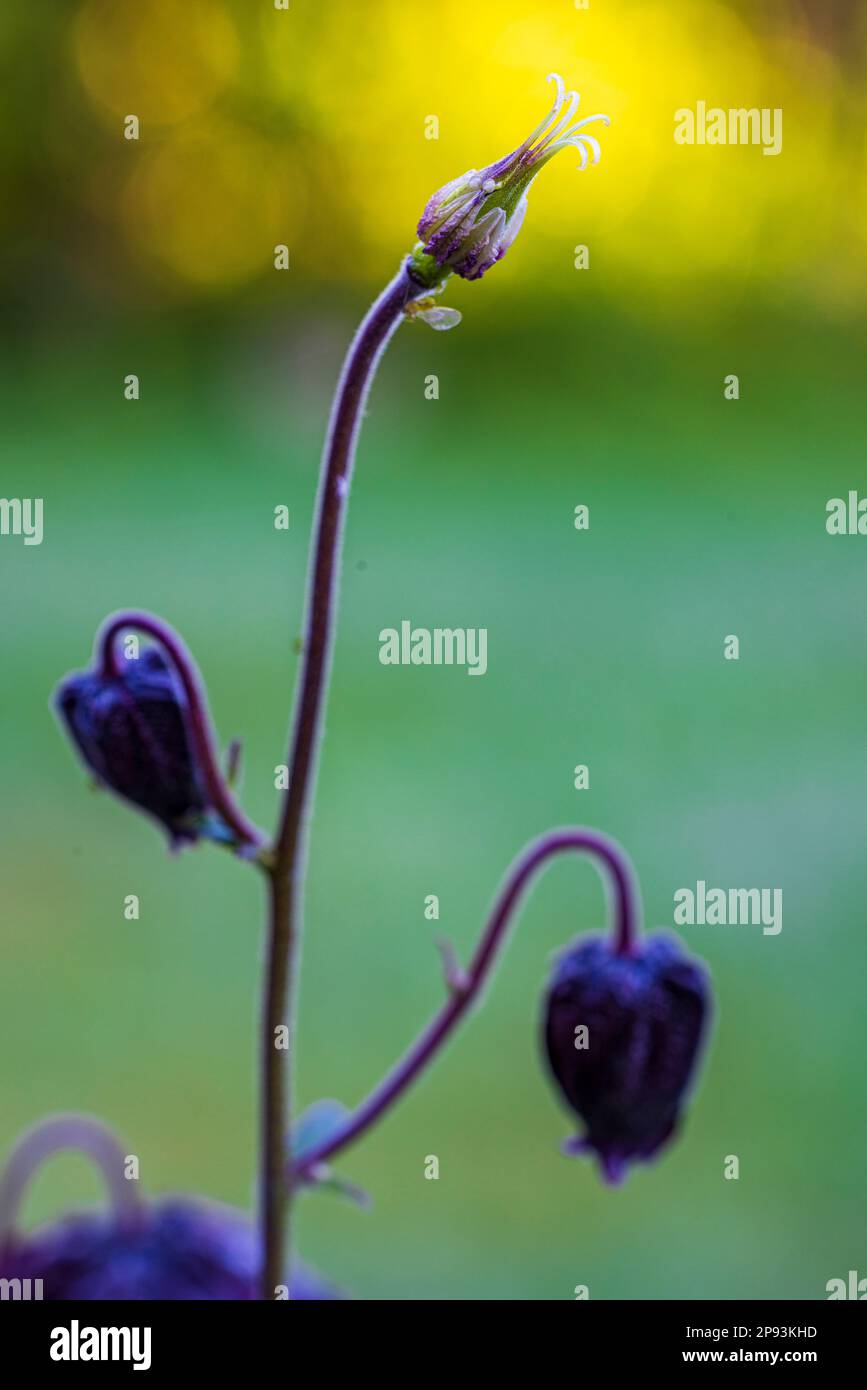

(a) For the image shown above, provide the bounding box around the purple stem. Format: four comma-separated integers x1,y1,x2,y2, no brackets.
294,827,640,1178
262,263,420,1297
0,1114,142,1257
98,610,264,851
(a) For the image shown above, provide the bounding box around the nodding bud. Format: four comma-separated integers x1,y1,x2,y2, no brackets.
543,933,710,1184
411,73,610,287
55,646,209,847
0,1199,344,1300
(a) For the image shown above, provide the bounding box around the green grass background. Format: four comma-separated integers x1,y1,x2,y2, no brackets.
1,285,865,1299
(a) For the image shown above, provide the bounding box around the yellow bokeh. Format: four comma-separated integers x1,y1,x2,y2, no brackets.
65,0,862,308
122,121,300,288
74,0,239,126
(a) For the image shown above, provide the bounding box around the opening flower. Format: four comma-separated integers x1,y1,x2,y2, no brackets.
411,73,610,286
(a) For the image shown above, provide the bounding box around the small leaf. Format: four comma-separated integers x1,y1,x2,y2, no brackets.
415,305,462,331
304,1163,372,1210
291,1098,350,1165
290,1100,371,1208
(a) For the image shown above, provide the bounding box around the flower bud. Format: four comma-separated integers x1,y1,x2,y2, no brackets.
543,933,710,1183
55,646,208,846
412,73,609,286
0,1198,344,1300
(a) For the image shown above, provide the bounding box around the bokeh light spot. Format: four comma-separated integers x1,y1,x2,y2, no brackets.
122,122,301,289
74,0,239,126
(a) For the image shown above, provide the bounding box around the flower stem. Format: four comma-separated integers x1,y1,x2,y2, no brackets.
262,262,420,1299
98,611,265,852
0,1114,142,1256
293,828,640,1179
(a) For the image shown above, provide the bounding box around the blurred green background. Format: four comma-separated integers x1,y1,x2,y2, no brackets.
1,0,865,1299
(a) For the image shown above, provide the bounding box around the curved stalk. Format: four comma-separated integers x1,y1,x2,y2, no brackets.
293,827,640,1179
0,1114,142,1256
262,262,420,1298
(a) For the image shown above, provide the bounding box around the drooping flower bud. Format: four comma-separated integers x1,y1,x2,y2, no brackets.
543,933,710,1184
55,645,209,847
412,73,610,287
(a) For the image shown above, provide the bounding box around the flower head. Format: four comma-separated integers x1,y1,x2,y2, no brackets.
412,73,610,285
55,645,209,847
0,1115,344,1300
543,932,710,1184
0,1199,343,1300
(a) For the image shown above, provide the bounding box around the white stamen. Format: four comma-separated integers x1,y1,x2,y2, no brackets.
546,72,566,110
535,88,582,152
578,133,602,164
550,131,603,166
571,113,611,132
518,72,566,153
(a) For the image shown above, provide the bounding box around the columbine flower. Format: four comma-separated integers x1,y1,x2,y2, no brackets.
0,1115,345,1300
543,933,710,1184
0,1200,344,1301
55,646,209,847
412,73,610,285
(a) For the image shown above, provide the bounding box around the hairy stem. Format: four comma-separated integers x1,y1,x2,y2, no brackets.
293,827,640,1178
262,262,420,1298
98,611,264,851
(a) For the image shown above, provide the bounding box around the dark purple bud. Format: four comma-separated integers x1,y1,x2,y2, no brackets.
55,646,209,846
0,1199,344,1301
543,932,710,1184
